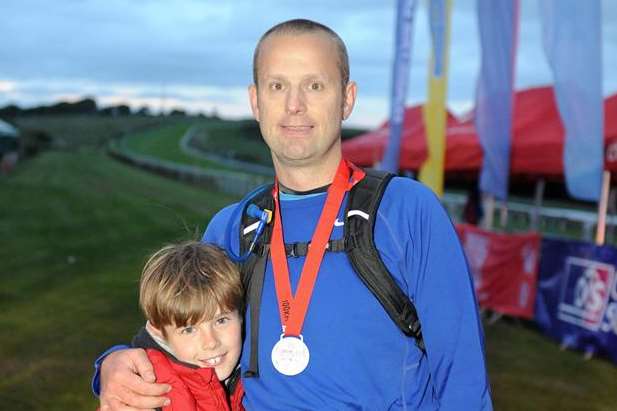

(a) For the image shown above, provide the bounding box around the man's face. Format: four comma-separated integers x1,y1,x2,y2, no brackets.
153,310,242,381
249,32,356,170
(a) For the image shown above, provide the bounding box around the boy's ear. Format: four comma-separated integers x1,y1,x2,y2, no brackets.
146,321,166,339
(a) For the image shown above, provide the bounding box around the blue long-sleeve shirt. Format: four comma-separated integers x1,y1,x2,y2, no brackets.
204,177,493,410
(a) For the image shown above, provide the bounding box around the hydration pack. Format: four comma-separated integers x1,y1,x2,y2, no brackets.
238,169,425,378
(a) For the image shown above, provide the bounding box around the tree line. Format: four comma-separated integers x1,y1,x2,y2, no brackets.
0,97,212,120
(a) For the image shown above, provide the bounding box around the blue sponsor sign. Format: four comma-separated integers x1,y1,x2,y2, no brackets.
536,238,617,364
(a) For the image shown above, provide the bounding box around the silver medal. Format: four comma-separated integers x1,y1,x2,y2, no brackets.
271,334,310,376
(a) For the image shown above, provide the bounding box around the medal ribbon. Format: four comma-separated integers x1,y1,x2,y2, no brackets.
270,159,365,337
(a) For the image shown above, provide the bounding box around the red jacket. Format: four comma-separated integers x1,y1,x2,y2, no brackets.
127,327,244,411
147,349,244,411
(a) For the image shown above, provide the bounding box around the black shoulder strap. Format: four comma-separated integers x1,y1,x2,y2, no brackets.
344,169,425,352
239,185,274,263
239,186,274,378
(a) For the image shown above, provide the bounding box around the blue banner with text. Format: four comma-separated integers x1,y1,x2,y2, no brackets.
536,238,617,364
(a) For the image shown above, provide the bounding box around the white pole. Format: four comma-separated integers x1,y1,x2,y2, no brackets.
482,193,495,230
607,187,616,242
499,201,508,229
595,171,611,246
531,179,545,230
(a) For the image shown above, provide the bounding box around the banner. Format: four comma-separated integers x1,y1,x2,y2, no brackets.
456,224,540,319
381,0,419,173
536,238,617,363
418,0,452,197
475,0,519,201
540,1,603,201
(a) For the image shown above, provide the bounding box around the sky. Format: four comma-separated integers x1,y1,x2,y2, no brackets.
1,0,616,128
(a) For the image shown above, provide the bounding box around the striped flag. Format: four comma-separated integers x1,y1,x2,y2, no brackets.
540,1,603,201
475,0,519,201
419,0,452,197
381,0,419,173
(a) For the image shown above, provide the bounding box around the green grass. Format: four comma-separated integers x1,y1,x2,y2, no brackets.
485,319,617,410
119,120,258,173
0,149,237,410
14,115,168,148
188,120,273,167
121,121,192,161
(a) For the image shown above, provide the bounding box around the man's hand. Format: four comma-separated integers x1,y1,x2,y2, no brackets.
99,348,171,411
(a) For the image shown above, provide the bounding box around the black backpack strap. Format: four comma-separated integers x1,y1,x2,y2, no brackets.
258,239,346,258
239,187,274,378
344,169,425,352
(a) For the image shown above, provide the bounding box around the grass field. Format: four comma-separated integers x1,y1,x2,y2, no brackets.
2,118,617,410
117,120,273,176
0,149,236,410
485,318,617,411
187,119,271,165
14,115,168,148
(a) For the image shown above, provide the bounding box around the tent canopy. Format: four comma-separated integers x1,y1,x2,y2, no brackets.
0,119,19,138
342,86,617,178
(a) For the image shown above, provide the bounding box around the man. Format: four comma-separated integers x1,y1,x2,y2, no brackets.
97,19,493,410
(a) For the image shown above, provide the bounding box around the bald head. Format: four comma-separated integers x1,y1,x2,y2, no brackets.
252,19,350,90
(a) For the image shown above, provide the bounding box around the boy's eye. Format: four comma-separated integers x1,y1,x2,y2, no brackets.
180,326,196,335
215,316,230,326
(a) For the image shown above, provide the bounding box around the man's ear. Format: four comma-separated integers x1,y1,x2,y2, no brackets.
342,81,357,120
248,84,260,122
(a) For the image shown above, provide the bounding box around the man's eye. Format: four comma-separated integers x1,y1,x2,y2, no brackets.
270,82,283,91
309,82,323,91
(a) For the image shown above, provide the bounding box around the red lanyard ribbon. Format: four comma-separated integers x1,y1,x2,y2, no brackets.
270,159,365,337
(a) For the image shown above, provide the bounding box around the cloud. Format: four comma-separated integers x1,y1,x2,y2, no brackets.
1,0,616,129
0,81,17,93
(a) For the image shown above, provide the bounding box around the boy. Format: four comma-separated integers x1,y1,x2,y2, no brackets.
132,241,244,411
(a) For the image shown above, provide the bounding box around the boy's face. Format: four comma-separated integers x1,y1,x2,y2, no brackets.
153,309,242,381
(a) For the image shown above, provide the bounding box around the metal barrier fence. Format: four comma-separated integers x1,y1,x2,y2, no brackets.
110,131,616,242
108,144,271,197
443,192,617,241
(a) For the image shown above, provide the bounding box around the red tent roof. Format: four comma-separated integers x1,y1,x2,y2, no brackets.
342,86,617,177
